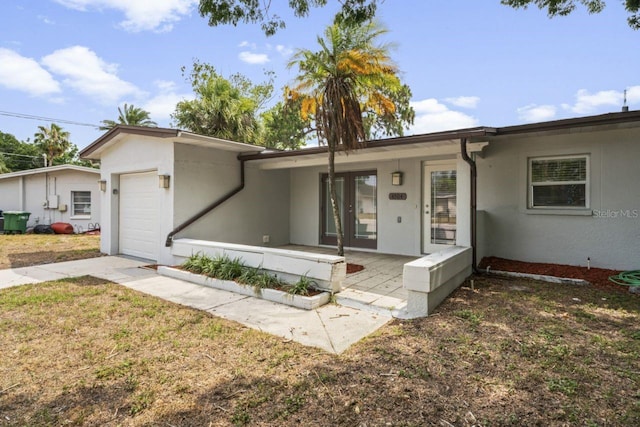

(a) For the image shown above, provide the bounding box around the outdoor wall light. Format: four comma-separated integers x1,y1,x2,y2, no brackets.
158,174,171,189
391,171,403,186
98,180,107,192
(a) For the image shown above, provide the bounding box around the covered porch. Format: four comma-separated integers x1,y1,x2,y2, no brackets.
282,245,416,316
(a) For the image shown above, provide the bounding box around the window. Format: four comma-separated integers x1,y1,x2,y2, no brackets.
71,191,91,218
529,155,588,208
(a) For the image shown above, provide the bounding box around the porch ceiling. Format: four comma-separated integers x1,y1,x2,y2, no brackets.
249,140,489,170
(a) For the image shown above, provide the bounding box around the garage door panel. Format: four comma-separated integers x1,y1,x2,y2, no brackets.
119,172,160,261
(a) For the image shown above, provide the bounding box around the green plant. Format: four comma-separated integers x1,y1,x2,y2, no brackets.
218,257,245,280
287,274,317,296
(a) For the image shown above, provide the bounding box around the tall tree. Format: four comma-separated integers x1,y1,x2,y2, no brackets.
502,0,640,29
0,131,42,172
34,124,71,167
288,19,414,255
198,0,378,36
261,96,313,150
172,61,272,144
100,104,157,130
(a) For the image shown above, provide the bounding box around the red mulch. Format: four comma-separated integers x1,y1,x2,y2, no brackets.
347,263,364,274
478,256,629,293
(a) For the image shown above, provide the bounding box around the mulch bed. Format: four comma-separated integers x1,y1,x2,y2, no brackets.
346,263,364,274
478,256,632,293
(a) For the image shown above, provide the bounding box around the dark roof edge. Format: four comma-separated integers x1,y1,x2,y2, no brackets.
239,127,495,161
496,110,640,136
79,126,178,158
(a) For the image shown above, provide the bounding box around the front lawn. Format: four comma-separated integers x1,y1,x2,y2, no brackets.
1,274,638,426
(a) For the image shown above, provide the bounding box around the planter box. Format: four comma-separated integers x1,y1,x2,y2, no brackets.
158,266,331,310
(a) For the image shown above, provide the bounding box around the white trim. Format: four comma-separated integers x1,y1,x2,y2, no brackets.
0,165,99,180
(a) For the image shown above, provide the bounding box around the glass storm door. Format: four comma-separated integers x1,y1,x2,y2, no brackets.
423,164,457,253
321,171,377,249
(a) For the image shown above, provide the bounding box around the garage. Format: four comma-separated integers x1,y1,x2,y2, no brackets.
119,171,160,261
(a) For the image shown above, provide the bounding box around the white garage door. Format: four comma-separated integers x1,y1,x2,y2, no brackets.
119,171,159,261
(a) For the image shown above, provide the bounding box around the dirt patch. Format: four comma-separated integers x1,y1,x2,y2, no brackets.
479,256,629,293
0,234,101,269
346,263,364,274
1,275,639,426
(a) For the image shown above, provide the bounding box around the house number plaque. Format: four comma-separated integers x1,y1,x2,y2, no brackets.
388,192,407,200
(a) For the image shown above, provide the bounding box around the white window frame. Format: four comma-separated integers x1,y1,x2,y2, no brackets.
528,154,589,209
71,191,91,219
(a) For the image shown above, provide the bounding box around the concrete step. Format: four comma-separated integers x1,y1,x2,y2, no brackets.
336,288,407,318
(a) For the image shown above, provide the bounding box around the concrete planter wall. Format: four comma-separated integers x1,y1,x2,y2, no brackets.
158,266,331,310
401,246,472,318
171,238,346,293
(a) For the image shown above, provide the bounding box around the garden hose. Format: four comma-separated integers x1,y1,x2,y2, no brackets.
608,270,640,287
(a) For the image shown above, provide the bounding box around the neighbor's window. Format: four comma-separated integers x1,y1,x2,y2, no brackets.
529,155,588,208
71,191,91,217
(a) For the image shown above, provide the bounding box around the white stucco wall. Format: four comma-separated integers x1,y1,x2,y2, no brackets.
173,143,289,249
98,135,174,262
477,126,640,270
0,169,100,231
289,154,465,256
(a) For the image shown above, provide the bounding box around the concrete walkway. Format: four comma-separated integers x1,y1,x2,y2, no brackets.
0,256,392,354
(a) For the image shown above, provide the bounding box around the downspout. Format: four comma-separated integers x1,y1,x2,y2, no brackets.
460,138,478,274
165,158,246,247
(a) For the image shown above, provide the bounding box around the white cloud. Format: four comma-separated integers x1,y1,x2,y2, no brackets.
275,44,293,57
238,41,257,49
409,98,479,134
53,0,196,32
562,88,622,114
0,48,61,96
142,80,193,123
38,15,55,24
42,45,142,105
517,104,557,122
444,96,479,109
238,51,270,65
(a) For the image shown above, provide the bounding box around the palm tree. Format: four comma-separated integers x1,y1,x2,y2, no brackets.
100,104,157,130
34,123,71,167
288,19,412,255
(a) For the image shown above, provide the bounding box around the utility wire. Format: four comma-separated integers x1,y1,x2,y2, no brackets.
0,110,101,128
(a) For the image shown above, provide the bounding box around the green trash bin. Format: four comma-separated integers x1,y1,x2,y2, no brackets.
2,211,31,234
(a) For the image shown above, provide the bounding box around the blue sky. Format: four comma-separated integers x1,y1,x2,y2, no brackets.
1,0,639,150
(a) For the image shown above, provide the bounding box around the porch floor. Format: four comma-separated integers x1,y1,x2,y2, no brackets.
281,245,418,316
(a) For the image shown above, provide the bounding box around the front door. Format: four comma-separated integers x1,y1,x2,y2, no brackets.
321,171,377,249
423,164,457,253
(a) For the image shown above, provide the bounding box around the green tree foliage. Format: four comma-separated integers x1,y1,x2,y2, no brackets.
172,60,273,145
34,123,71,167
100,104,157,130
198,0,378,36
288,18,414,255
260,96,313,150
0,131,43,172
502,0,640,29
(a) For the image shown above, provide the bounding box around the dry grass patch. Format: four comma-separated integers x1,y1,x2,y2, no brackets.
1,275,639,426
0,234,101,269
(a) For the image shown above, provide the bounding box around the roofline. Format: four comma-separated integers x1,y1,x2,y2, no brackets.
239,127,496,161
79,125,266,159
0,164,100,180
496,109,640,136
79,125,178,158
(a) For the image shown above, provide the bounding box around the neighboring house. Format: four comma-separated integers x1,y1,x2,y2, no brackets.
0,165,101,232
79,110,640,288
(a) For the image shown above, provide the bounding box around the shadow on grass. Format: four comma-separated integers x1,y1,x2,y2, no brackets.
7,249,103,268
